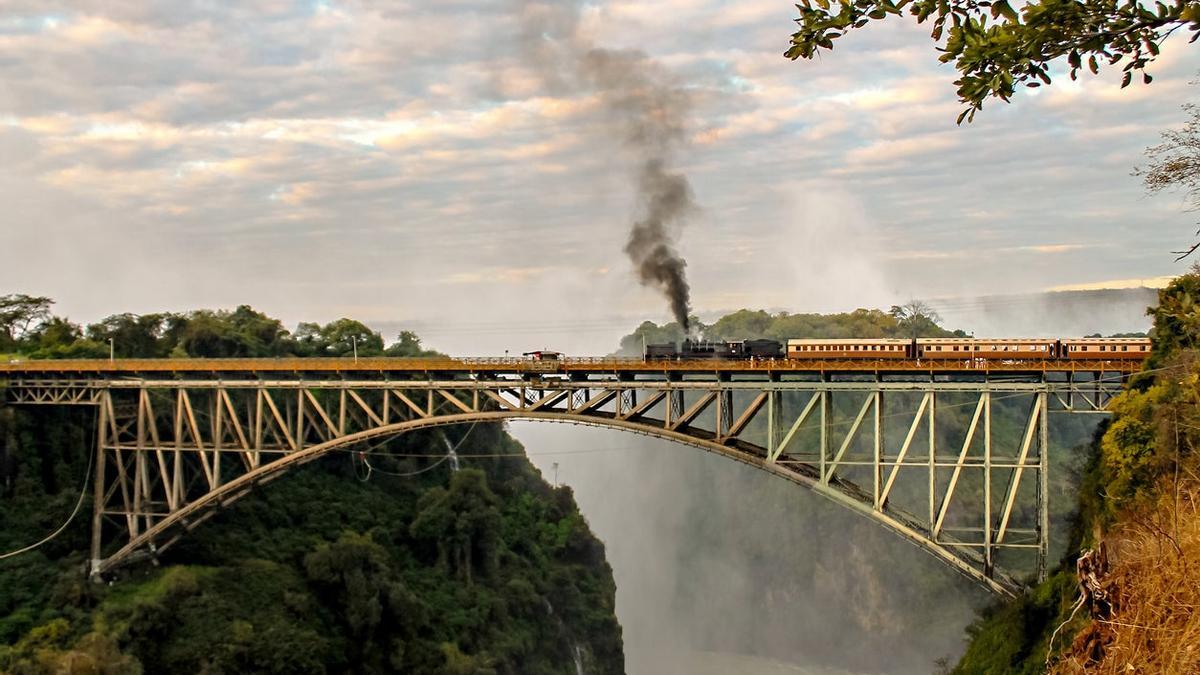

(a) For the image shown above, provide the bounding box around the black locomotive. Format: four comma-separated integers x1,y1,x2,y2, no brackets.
643,338,784,360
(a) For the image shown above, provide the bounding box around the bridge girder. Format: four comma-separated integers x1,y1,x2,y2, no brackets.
3,374,1124,596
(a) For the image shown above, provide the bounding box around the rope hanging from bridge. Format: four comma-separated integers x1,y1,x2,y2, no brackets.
0,416,96,561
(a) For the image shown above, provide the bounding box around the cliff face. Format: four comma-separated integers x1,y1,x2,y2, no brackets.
0,409,624,674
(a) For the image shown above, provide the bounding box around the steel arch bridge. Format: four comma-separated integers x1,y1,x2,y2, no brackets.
0,356,1138,597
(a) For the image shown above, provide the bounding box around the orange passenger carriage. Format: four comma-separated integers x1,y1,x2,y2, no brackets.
1061,338,1151,360
786,338,911,360
917,338,1057,360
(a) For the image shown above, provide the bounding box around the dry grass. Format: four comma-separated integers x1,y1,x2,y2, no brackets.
1053,465,1200,674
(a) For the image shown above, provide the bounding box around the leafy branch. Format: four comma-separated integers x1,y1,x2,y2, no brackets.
786,0,1200,121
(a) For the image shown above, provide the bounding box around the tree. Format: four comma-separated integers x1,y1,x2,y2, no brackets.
318,318,384,357
172,306,290,358
384,330,436,357
0,294,53,350
410,470,502,585
785,0,1200,121
86,313,172,358
1140,101,1200,258
889,299,943,338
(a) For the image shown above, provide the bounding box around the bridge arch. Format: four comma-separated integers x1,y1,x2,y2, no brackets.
94,410,1020,597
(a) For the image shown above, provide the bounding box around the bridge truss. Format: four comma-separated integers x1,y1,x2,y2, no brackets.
1,360,1134,597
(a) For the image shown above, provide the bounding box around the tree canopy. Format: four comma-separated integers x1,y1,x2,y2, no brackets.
785,0,1198,121
0,300,441,361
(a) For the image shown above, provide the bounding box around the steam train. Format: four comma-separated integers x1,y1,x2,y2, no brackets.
643,337,1151,361
644,339,785,360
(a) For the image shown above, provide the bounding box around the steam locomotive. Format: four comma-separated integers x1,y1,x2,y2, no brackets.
643,337,1151,361
644,339,785,360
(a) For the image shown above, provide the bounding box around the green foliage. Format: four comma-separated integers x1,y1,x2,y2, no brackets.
0,295,53,352
410,470,503,584
385,330,441,357
84,313,172,358
171,305,291,357
294,318,386,357
1147,268,1200,362
0,618,142,675
2,400,623,675
952,570,1083,674
785,0,1194,121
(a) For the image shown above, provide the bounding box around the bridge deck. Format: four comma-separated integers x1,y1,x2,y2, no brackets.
0,356,1144,377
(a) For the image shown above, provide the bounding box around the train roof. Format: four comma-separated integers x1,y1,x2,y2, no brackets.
917,337,1054,343
786,338,910,344
1060,337,1151,343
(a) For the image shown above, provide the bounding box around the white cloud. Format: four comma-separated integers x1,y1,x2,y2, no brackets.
0,0,1193,352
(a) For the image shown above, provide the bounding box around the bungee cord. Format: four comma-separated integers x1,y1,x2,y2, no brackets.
0,418,96,561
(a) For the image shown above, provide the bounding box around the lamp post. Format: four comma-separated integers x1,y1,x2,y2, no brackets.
108,338,114,363
351,336,359,364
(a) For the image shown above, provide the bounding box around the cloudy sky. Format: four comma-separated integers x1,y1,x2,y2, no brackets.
1,0,1196,353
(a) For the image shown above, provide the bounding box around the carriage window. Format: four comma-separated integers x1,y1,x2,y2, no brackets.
1122,345,1128,351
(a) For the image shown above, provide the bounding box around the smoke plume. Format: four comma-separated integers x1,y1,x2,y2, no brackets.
519,2,695,329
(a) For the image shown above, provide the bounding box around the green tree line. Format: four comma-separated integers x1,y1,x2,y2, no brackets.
0,294,437,360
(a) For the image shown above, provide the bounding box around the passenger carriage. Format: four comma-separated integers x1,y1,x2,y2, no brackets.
917,338,1057,360
1061,338,1151,360
786,338,911,359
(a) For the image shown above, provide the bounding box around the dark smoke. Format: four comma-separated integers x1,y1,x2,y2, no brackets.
625,160,693,329
518,1,696,330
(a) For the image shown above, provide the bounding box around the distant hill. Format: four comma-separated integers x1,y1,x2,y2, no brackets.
928,288,1158,338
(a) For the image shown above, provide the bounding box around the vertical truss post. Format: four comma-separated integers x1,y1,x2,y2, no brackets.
254,389,264,468
928,390,936,527
1038,389,1050,582
766,390,777,457
873,390,883,510
1067,372,1074,411
983,391,993,576
819,390,829,484
133,389,145,536
213,388,223,489
173,391,184,510
89,390,110,579
338,389,347,436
